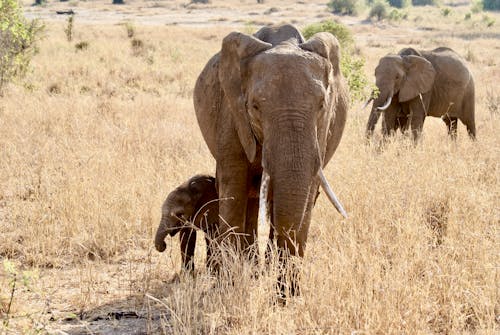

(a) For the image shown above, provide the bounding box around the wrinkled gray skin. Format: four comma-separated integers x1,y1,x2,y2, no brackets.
193,24,348,299
366,47,475,140
154,175,219,272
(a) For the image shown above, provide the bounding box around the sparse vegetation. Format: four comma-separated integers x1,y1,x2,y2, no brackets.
441,7,452,16
388,8,408,21
327,0,362,15
125,21,135,38
0,2,498,334
0,0,43,93
369,0,390,20
482,14,496,26
64,14,74,41
75,40,89,51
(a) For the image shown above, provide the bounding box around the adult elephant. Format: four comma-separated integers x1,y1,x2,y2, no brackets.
193,24,348,299
365,47,475,140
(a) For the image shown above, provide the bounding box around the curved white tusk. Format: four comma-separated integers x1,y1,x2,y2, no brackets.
377,95,393,111
359,97,374,112
318,169,348,219
258,170,270,226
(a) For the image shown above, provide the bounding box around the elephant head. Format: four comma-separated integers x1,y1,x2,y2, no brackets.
366,53,436,136
154,175,217,252
218,31,347,240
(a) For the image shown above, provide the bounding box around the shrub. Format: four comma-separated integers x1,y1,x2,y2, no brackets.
64,14,74,42
327,0,361,15
388,8,408,21
441,7,452,16
412,0,438,6
369,0,389,20
482,0,500,10
302,21,368,102
482,14,496,26
0,0,43,93
302,20,353,47
388,0,411,8
75,41,89,51
464,12,472,19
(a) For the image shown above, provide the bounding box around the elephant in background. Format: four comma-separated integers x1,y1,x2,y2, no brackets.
365,47,475,140
154,174,219,273
193,24,348,299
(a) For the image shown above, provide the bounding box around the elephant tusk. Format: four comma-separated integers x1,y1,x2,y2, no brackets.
359,97,374,112
258,170,270,226
419,93,428,116
377,95,393,111
318,169,348,219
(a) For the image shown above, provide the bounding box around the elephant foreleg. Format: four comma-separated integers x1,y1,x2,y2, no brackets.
409,100,426,141
179,228,197,273
442,115,458,140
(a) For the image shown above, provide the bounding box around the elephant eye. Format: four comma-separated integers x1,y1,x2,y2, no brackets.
252,103,260,111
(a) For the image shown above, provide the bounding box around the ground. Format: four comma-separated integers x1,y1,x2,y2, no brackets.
0,0,499,334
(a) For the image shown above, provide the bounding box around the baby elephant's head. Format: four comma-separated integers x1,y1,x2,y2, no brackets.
155,175,217,252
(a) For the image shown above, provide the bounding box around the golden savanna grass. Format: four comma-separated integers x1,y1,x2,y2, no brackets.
0,1,499,333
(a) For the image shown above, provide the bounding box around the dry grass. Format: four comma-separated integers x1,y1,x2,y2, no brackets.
0,2,499,333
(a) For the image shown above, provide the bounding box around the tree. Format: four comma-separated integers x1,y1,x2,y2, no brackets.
0,0,43,93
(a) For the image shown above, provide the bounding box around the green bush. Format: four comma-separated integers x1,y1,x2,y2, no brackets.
388,0,411,8
0,0,43,93
482,0,500,10
302,21,368,102
441,7,452,16
302,20,353,48
327,0,361,15
388,8,408,21
369,0,389,20
412,0,438,6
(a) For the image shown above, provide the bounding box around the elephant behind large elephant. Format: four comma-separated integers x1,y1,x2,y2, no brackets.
365,46,475,140
193,24,348,300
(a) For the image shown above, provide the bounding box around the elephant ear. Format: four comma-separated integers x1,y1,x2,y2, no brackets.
399,55,436,103
188,175,216,204
299,32,340,76
219,32,272,163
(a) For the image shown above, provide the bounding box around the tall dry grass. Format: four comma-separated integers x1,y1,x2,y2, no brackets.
0,15,498,334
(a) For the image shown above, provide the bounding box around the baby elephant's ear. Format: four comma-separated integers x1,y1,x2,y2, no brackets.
300,32,341,76
188,175,216,202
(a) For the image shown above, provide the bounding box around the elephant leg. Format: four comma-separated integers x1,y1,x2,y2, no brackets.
179,228,197,273
409,101,426,141
442,115,458,140
216,155,249,252
381,104,398,137
460,80,476,140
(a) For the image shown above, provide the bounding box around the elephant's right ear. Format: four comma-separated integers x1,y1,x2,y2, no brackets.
399,55,436,103
219,32,272,163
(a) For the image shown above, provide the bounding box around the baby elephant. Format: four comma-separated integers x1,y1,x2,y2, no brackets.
154,174,220,272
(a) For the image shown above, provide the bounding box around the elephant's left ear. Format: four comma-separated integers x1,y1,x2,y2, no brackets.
300,32,341,76
399,55,436,102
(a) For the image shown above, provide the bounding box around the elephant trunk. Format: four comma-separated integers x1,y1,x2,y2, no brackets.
155,217,168,252
264,117,319,255
366,90,393,137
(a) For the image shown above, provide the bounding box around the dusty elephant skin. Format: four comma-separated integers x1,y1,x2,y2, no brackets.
193,24,348,300
154,174,219,272
365,47,475,140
